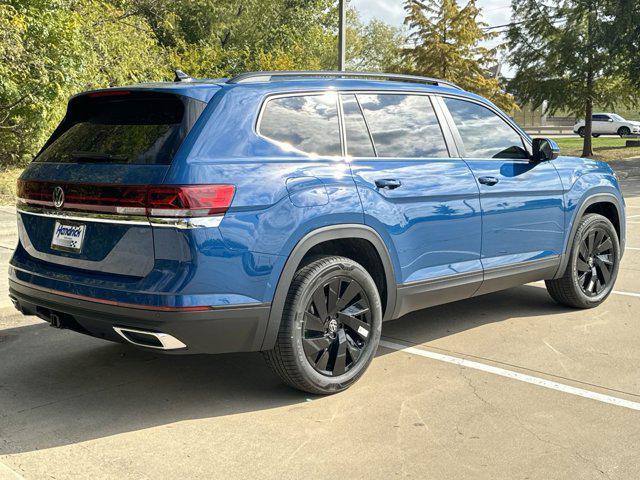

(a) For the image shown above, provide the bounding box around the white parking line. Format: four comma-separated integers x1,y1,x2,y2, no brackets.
379,340,640,412
628,214,640,218
610,289,640,298
627,247,640,251
531,281,640,299
0,462,25,480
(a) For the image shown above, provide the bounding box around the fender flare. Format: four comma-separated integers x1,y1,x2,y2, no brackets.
554,192,625,279
260,224,398,350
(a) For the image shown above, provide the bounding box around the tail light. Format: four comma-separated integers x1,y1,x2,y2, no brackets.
147,185,235,217
17,180,235,218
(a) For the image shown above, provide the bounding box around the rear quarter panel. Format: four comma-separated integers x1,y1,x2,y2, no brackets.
163,85,366,303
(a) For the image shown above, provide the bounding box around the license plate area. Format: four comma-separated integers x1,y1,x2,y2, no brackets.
51,220,86,253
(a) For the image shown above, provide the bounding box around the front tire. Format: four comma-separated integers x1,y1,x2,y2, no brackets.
618,126,631,137
577,127,585,137
546,214,620,308
264,256,382,395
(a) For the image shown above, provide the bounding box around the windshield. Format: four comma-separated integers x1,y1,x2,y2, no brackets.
610,114,625,122
35,92,207,165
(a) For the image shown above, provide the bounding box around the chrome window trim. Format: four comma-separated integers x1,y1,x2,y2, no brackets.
256,89,485,161
16,203,223,229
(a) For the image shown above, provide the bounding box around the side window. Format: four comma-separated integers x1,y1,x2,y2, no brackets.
444,98,528,159
259,94,341,156
357,94,449,158
592,115,609,122
341,94,375,157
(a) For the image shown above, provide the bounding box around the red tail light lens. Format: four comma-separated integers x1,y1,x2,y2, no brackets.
146,185,236,217
17,180,235,218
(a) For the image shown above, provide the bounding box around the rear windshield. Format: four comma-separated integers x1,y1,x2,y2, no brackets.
35,92,207,165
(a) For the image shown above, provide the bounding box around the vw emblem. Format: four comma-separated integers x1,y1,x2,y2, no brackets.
53,186,65,209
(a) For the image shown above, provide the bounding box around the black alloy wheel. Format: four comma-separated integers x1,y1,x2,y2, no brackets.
546,213,620,308
263,255,382,394
576,227,614,297
301,276,372,376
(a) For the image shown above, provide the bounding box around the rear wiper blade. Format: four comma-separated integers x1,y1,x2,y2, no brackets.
70,152,129,162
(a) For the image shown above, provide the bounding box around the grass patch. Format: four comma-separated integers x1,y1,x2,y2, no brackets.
550,136,640,161
0,167,22,206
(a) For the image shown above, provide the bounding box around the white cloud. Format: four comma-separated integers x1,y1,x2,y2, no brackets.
349,0,511,29
349,0,406,25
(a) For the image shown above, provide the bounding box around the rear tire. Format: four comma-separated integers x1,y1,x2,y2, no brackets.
618,126,631,137
545,214,620,308
263,256,382,395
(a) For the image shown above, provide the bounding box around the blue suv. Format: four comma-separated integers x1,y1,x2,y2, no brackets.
9,71,626,394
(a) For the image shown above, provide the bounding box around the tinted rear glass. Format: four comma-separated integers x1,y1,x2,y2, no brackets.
357,94,448,158
35,92,206,165
259,94,341,156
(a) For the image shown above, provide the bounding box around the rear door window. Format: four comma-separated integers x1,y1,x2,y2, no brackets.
259,94,341,156
443,97,528,159
357,94,449,158
35,92,207,165
341,94,375,157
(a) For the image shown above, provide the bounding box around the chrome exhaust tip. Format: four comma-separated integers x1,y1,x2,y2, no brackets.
113,326,187,350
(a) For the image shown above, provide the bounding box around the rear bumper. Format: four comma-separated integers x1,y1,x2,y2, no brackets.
9,279,271,354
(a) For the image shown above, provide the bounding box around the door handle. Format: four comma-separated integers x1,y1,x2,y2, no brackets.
375,178,402,190
478,176,499,186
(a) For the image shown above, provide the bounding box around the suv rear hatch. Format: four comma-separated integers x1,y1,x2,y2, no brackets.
16,89,210,278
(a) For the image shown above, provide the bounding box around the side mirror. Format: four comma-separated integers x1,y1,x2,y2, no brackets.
532,137,560,162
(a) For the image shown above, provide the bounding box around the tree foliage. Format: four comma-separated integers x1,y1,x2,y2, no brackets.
508,0,637,157
0,0,341,166
606,0,640,91
1,0,167,165
346,9,406,72
403,0,516,112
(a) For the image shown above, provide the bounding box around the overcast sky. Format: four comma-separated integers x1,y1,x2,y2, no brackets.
350,0,513,75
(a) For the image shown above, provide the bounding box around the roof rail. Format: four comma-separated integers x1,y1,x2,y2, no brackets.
226,71,463,90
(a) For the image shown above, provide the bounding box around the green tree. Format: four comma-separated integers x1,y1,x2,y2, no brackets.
346,9,406,72
403,0,516,111
606,0,640,91
508,0,636,157
0,0,168,166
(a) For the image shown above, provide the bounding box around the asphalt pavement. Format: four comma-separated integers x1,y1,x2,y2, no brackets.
1,163,639,479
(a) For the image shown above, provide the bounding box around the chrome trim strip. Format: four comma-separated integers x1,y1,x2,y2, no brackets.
149,216,223,229
113,326,187,350
17,205,223,229
17,205,149,226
